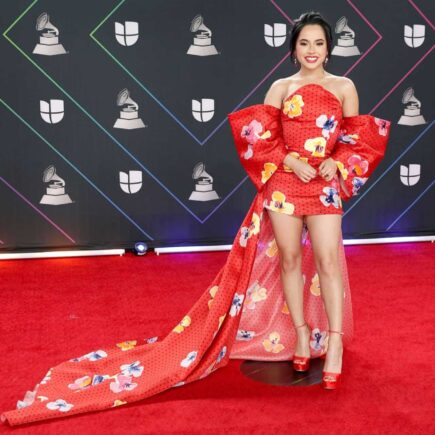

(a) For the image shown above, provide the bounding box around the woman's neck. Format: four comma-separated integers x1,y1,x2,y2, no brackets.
296,67,328,81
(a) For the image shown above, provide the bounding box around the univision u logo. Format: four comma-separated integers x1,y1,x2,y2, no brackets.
404,24,425,48
400,164,420,186
264,23,287,47
40,99,64,124
119,170,142,194
115,21,139,46
192,99,214,122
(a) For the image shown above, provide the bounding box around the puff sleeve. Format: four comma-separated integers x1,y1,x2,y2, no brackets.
330,115,391,201
227,104,289,192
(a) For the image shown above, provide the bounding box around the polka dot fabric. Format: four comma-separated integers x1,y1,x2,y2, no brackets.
1,85,390,426
229,208,354,362
261,84,391,215
227,104,289,192
264,84,345,215
331,113,390,200
1,193,276,426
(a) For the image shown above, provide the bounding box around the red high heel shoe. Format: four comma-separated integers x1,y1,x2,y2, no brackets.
292,322,311,372
322,329,344,390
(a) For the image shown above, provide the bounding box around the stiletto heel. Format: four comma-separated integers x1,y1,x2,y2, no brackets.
322,329,344,390
292,322,311,372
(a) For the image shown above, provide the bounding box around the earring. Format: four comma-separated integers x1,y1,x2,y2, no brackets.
324,56,329,66
293,57,298,65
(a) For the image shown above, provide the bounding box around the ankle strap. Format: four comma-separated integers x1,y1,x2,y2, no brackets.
328,329,344,335
295,322,307,329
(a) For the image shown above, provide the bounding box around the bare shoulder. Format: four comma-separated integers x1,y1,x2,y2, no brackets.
335,76,359,116
263,78,289,108
336,76,358,97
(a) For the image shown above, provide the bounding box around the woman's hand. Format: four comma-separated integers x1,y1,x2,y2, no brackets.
318,157,338,182
284,154,317,183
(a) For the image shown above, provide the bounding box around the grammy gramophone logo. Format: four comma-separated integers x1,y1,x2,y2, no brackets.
187,14,219,56
40,165,73,205
331,16,360,57
40,99,64,124
404,24,425,48
264,23,287,47
33,12,68,56
188,162,219,201
115,21,139,46
113,89,146,129
119,171,142,194
192,99,215,122
397,87,426,126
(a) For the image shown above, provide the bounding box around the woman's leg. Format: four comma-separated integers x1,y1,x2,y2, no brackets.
305,214,344,373
266,209,309,357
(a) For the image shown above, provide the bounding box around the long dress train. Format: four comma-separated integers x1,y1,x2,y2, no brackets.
1,86,390,426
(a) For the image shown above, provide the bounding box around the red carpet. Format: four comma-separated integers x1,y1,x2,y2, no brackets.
0,242,433,434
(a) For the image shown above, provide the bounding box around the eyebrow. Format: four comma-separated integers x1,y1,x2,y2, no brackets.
298,39,325,42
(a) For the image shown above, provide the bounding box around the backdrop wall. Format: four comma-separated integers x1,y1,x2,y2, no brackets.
0,0,433,251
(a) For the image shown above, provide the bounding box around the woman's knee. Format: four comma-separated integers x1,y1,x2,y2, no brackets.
316,252,340,277
279,250,302,273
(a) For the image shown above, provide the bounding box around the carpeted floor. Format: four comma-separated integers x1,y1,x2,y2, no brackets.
0,242,433,434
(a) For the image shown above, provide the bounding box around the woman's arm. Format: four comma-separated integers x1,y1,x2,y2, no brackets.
263,80,286,109
263,81,304,172
227,92,289,192
327,78,391,200
341,77,359,117
318,78,359,182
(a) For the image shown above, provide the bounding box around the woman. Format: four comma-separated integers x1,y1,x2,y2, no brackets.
226,10,390,388
263,12,361,387
1,11,390,426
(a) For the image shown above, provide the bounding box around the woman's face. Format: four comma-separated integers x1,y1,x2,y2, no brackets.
294,24,328,70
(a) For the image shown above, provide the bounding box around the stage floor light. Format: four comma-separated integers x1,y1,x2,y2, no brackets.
134,242,147,256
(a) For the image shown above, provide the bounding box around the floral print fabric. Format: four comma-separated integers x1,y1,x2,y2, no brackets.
259,83,390,215
1,86,390,426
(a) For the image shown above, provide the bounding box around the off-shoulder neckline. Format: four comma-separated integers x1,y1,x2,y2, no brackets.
228,101,370,121
282,83,343,108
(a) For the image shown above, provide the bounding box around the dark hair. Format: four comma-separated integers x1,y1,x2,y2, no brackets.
289,11,333,63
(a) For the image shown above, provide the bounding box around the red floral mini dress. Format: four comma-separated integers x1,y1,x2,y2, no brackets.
262,83,345,216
